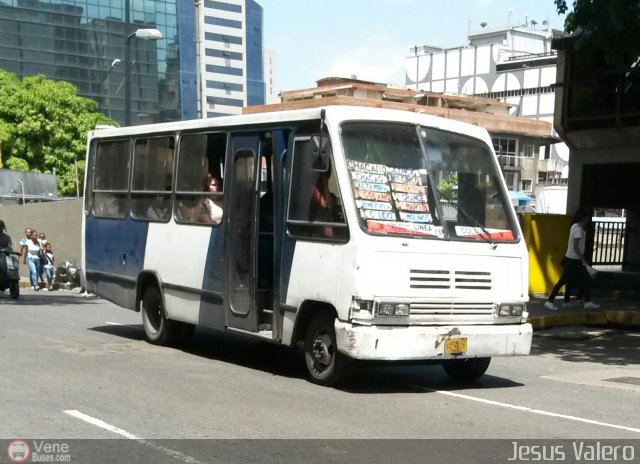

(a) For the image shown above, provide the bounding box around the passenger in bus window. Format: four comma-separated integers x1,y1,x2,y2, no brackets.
200,173,223,225
146,194,169,220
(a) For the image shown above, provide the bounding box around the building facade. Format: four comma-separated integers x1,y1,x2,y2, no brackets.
0,0,264,126
246,77,558,194
406,23,567,196
197,0,265,118
553,36,640,272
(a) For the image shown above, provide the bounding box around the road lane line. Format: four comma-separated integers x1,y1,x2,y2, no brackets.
64,410,205,463
64,410,139,439
105,321,125,325
412,387,640,434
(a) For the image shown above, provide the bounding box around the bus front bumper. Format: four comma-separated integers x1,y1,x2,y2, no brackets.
335,321,532,360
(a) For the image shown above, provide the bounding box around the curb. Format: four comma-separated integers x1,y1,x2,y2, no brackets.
529,311,640,330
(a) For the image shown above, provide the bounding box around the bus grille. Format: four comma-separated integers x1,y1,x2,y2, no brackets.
409,270,492,290
410,302,495,316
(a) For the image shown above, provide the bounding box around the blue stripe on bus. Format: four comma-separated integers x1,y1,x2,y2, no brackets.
202,225,225,294
85,216,149,281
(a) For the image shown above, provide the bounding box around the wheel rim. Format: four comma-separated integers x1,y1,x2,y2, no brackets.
144,297,162,334
310,329,334,374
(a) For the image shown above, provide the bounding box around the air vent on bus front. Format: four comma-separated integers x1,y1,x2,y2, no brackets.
409,269,451,289
409,269,492,290
454,270,492,290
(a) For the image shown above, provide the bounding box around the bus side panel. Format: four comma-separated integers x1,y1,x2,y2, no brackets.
143,222,225,328
85,216,149,310
279,240,342,345
199,224,226,328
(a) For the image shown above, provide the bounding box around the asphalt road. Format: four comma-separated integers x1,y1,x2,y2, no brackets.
1,289,639,462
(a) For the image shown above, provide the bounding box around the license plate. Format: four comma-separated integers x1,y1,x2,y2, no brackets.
444,338,467,354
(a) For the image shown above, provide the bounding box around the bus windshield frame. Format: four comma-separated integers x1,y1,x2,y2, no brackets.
340,121,518,242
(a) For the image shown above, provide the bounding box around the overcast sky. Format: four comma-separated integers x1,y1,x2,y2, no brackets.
260,0,566,93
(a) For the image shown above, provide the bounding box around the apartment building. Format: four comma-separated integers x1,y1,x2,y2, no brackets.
406,22,567,195
196,0,265,117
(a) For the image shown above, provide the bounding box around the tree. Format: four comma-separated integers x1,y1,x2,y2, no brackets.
0,70,116,195
554,0,640,74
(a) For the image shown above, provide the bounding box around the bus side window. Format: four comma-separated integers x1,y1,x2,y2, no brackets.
175,132,226,225
287,136,348,241
92,140,130,219
130,136,174,222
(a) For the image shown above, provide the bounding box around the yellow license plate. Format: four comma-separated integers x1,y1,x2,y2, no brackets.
444,338,467,354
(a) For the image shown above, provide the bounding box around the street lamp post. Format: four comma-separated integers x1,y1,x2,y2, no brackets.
124,28,163,126
98,58,122,118
16,179,25,205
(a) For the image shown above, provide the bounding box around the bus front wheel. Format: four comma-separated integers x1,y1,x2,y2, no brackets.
141,286,180,346
303,313,351,387
442,357,491,382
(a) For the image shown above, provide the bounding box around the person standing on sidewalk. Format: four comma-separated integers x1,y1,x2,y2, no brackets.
545,207,600,310
24,230,43,290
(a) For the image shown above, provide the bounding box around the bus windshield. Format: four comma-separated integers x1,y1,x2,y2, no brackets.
341,122,517,241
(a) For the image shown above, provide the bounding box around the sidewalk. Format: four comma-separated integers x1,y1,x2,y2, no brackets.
527,295,640,331
17,276,78,291
16,277,640,331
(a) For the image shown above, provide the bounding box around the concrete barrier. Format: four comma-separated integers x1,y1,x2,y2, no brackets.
0,199,82,279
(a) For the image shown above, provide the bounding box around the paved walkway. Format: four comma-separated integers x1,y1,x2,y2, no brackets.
528,295,640,330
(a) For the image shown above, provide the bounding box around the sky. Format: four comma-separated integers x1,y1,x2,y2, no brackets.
260,0,567,94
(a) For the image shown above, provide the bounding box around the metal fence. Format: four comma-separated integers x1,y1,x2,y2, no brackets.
590,218,627,267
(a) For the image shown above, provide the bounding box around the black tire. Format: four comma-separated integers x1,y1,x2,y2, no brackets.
304,313,351,387
141,286,180,346
442,357,491,382
175,322,195,347
9,283,19,300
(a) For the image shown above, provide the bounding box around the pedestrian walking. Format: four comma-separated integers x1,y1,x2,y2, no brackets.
545,207,600,310
42,242,55,291
24,230,43,290
38,231,48,285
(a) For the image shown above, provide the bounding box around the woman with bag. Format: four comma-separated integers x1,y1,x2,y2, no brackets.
544,208,600,310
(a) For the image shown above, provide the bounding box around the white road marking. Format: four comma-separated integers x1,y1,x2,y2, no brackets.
64,410,139,439
412,387,640,434
105,321,124,326
64,410,205,463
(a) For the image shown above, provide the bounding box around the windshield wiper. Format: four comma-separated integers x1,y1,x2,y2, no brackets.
437,189,497,249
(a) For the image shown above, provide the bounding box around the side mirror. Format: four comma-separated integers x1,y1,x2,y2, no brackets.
311,135,330,172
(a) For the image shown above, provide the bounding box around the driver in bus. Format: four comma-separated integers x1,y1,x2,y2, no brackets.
309,171,335,238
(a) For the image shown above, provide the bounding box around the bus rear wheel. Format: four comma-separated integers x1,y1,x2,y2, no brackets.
141,286,180,346
303,313,351,387
442,357,491,382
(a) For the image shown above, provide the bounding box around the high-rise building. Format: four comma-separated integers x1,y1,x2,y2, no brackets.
407,22,567,195
263,47,278,104
0,0,264,126
196,0,265,118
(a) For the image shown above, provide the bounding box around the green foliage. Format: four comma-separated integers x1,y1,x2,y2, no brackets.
0,70,116,195
554,0,640,73
437,172,458,201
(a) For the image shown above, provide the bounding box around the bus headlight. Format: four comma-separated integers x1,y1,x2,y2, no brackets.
496,303,525,317
377,303,410,317
351,298,374,316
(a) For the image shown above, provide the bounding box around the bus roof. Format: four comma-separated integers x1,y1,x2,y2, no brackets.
89,105,491,143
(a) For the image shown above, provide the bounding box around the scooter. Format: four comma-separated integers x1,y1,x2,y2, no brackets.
0,247,21,299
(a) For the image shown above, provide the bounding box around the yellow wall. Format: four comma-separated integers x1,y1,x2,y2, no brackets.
522,213,571,295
